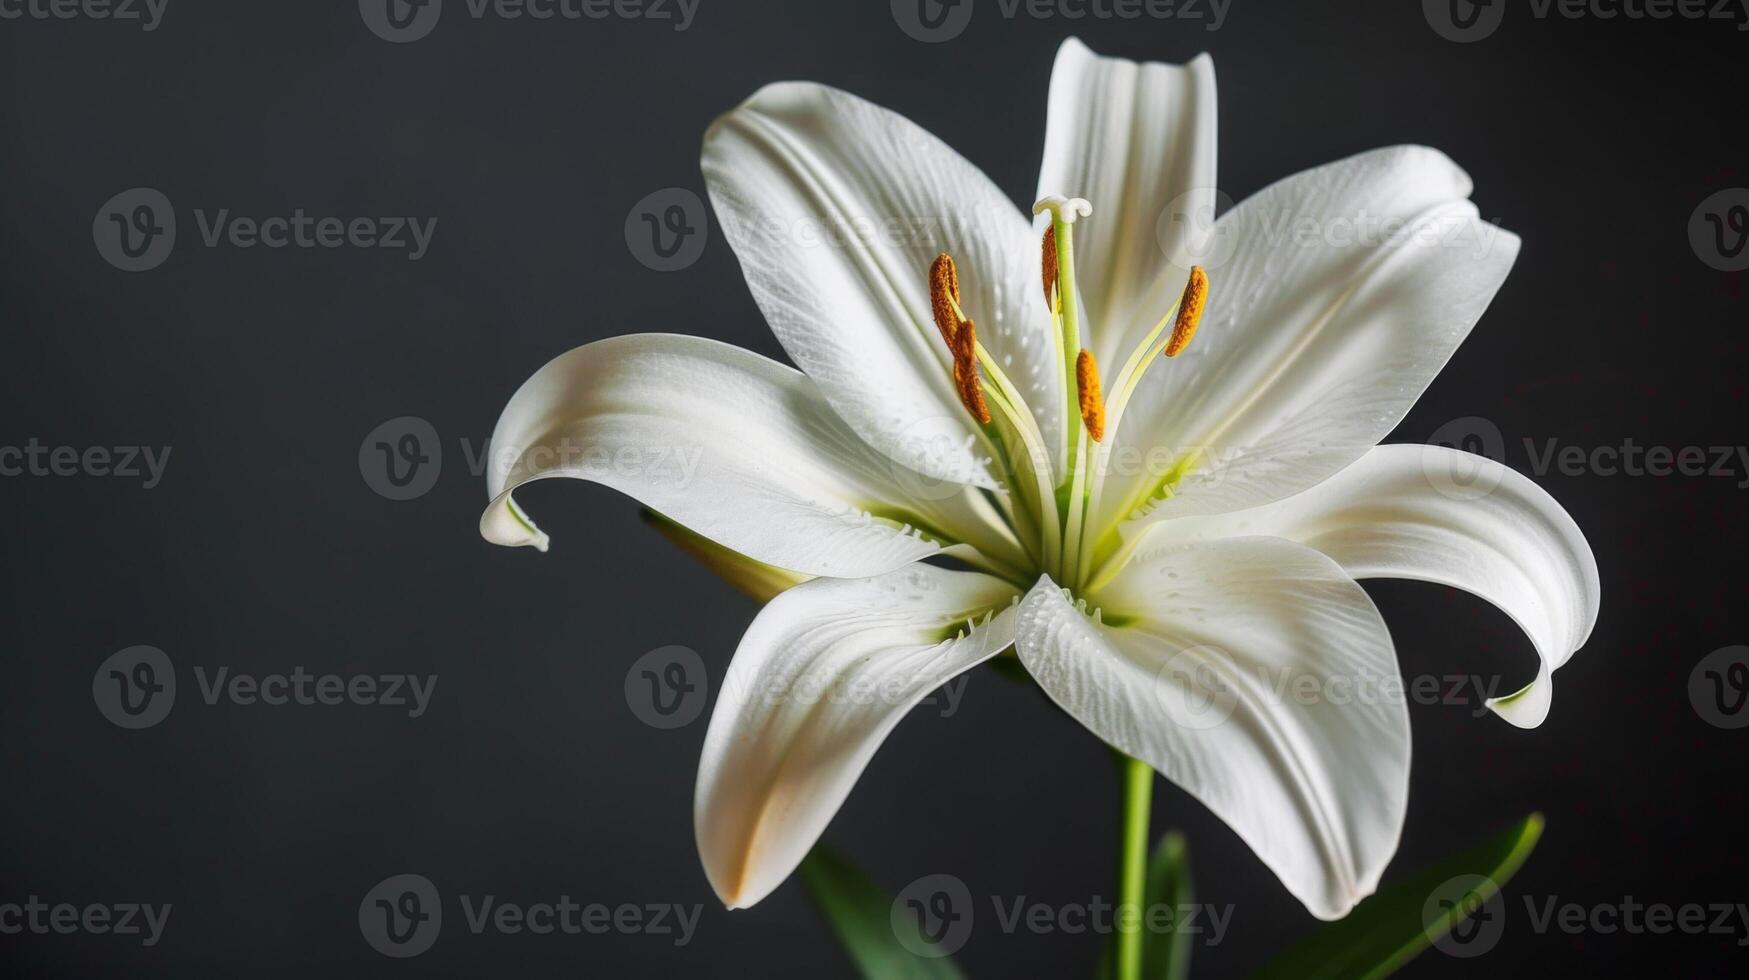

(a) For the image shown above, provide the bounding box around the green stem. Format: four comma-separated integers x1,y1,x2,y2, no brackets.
1116,754,1154,980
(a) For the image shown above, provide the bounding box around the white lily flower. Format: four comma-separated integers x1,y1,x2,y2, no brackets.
480,38,1599,922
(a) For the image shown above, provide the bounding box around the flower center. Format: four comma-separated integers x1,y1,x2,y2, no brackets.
927,197,1209,590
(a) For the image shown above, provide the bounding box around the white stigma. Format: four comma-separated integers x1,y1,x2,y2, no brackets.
1032,196,1092,224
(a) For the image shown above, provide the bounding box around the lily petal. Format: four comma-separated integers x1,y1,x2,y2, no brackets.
1015,539,1409,920
640,508,813,603
1101,146,1519,529
703,81,1061,487
1036,38,1218,369
1154,444,1600,727
482,333,1004,578
695,564,1019,909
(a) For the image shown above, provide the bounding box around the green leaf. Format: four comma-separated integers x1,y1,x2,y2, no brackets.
799,845,965,980
1249,812,1545,980
1094,830,1194,980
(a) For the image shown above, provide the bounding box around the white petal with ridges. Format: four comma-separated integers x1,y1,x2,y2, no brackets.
482,334,1007,578
1156,445,1599,727
703,81,1062,487
1036,38,1218,368
1100,146,1519,529
1015,538,1409,920
695,564,1019,909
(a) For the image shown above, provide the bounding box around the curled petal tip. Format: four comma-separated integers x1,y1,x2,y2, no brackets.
480,492,552,552
1487,676,1552,729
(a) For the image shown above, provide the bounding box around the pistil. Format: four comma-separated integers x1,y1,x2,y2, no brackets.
1033,196,1093,482
922,210,1211,590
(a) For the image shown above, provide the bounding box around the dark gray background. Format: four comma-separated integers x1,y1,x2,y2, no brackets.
4,0,1747,976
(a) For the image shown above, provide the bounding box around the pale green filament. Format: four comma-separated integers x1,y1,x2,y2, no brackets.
940,196,1202,592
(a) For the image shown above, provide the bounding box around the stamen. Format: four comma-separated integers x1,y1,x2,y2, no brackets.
926,253,993,426
1041,226,1058,312
929,253,962,347
1165,266,1208,358
1075,349,1105,442
953,320,991,424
